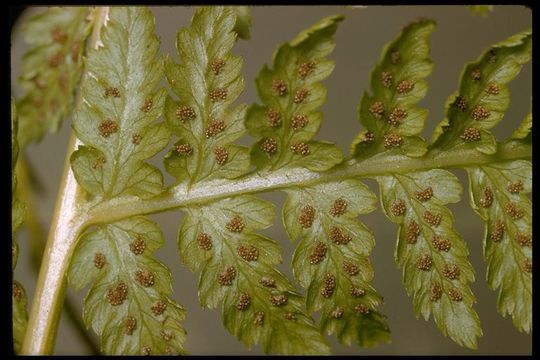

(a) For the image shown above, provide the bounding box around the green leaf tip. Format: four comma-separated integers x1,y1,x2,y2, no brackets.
431,29,531,154
179,196,331,355
16,7,92,148
71,7,170,200
164,6,250,185
283,180,391,348
351,18,436,159
232,6,252,40
247,14,345,172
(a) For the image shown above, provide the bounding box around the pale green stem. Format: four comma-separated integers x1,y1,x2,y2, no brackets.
20,7,109,355
87,141,530,225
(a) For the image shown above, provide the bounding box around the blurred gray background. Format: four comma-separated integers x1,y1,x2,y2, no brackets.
11,5,531,355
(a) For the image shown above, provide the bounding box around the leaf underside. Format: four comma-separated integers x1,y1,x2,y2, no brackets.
17,7,91,148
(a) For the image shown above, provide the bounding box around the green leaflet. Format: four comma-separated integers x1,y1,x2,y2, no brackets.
71,7,170,200
351,19,435,159
163,6,250,185
466,161,531,332
283,180,391,347
232,6,251,40
17,7,91,148
510,110,531,141
68,217,186,355
246,15,344,172
431,30,531,154
377,170,482,349
467,5,494,17
179,195,331,355
11,100,28,354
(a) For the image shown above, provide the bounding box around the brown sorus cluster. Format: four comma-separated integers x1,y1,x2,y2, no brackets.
309,242,327,265
369,101,385,119
294,88,309,103
130,236,146,255
391,50,401,64
265,108,281,127
254,311,265,326
236,293,251,310
141,346,151,355
383,133,403,149
330,198,348,217
381,71,393,87
298,205,315,228
471,105,490,121
423,211,442,227
132,134,142,145
471,68,481,81
417,254,433,271
211,58,226,75
124,316,137,335
151,300,167,316
105,87,121,98
209,88,228,102
461,127,481,142
442,264,461,280
331,306,344,319
94,252,106,269
448,288,463,302
175,143,193,156
415,187,434,202
13,283,23,301
107,282,128,306
214,146,229,165
350,286,366,297
205,119,226,138
406,220,421,244
99,119,119,138
507,180,524,194
486,82,500,95
354,304,370,315
505,202,524,220
396,80,414,94
515,233,532,247
290,142,311,156
453,95,468,111
272,79,288,96
390,200,406,216
269,294,288,306
259,277,276,288
343,261,360,276
51,27,67,44
197,233,212,250
361,131,375,144
140,98,153,113
226,215,245,233
430,282,443,302
175,105,196,122
237,244,259,261
432,235,451,252
291,114,309,130
161,329,173,341
329,226,352,245
489,220,505,242
260,138,278,155
320,274,336,298
48,51,64,67
298,60,316,79
135,270,155,287
479,187,493,208
71,41,81,62
388,107,407,126
218,266,237,286
524,258,532,273
284,312,297,321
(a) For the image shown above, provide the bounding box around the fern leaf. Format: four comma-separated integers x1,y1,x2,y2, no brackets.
11,100,28,354
163,6,250,184
16,7,91,147
350,19,435,159
431,30,531,154
283,180,391,347
232,6,252,40
510,110,531,141
179,195,330,354
246,15,344,172
71,7,170,199
467,5,494,17
378,170,482,349
68,217,186,355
